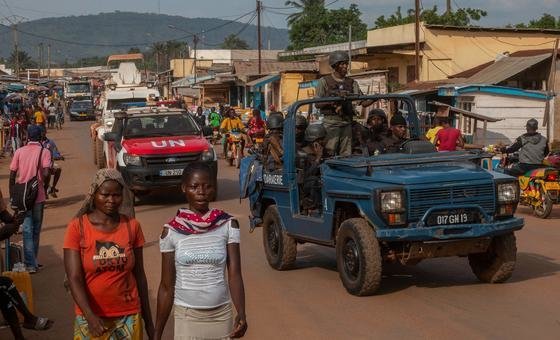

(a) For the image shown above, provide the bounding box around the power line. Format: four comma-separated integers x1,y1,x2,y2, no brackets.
200,12,258,47
1,0,14,17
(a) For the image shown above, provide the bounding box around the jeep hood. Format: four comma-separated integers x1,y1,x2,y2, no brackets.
323,152,496,185
122,135,210,155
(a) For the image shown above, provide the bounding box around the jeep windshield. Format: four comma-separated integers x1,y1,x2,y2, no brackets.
123,114,199,138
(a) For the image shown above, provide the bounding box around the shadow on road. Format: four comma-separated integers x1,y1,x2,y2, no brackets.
44,194,86,209
510,252,560,282
216,179,241,202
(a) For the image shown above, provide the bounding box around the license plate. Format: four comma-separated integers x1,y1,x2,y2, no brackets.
427,209,479,226
255,138,264,143
79,113,86,116
159,169,183,176
544,182,560,190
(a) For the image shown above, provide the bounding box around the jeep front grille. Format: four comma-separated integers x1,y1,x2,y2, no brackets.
408,183,495,222
143,152,201,166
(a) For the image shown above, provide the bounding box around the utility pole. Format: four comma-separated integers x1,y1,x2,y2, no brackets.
193,34,199,85
3,15,27,79
348,24,352,76
39,42,44,79
47,44,51,81
13,24,19,78
446,0,452,14
414,0,420,81
257,0,262,75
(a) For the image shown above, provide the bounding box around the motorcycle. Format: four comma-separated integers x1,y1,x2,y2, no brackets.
250,132,265,154
225,130,244,168
212,127,221,145
499,152,560,218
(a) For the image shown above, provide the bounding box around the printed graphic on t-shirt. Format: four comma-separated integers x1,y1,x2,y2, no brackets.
93,240,128,273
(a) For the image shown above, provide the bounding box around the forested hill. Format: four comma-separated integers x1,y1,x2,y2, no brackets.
0,11,289,63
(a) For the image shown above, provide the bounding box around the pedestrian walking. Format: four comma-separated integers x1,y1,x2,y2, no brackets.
433,117,464,151
154,162,247,340
9,125,52,273
63,169,153,339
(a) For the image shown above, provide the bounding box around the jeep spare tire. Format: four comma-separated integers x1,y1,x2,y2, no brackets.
336,218,382,296
468,232,517,283
262,205,297,270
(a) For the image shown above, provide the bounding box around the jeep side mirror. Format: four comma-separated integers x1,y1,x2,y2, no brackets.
202,126,213,137
103,132,118,141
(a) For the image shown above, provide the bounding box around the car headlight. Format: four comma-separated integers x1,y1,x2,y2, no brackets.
497,182,518,203
123,153,142,166
201,147,215,162
380,191,404,213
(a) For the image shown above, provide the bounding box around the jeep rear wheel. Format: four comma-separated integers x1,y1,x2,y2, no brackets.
336,218,382,296
262,205,296,270
468,232,517,283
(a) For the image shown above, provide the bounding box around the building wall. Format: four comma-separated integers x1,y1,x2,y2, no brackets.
366,23,560,84
460,93,549,144
279,72,318,110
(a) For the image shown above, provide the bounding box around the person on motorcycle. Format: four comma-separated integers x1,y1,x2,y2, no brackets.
220,108,248,158
247,108,266,141
500,118,549,177
262,113,284,171
295,114,308,149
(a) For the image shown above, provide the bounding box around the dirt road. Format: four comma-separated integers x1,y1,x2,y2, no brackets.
1,120,559,339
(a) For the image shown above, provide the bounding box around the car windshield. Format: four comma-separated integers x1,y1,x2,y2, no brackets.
106,98,146,110
123,114,200,138
70,101,92,110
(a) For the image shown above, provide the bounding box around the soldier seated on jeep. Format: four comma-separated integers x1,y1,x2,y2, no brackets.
381,114,408,153
296,123,327,215
262,113,284,172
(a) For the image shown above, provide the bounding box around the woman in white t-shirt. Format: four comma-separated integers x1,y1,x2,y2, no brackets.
154,163,247,340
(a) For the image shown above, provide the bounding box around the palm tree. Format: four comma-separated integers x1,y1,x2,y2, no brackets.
285,0,325,25
150,42,166,73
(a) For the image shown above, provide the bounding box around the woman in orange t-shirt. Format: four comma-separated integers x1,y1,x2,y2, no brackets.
63,169,154,339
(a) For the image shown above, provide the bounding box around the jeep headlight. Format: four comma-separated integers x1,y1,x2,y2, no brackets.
379,190,406,226
123,153,142,166
380,191,404,212
496,181,518,218
497,182,518,203
201,147,215,162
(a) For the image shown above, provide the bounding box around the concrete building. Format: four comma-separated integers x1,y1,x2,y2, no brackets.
362,23,560,86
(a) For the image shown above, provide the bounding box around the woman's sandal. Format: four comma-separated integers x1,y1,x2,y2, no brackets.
23,317,54,331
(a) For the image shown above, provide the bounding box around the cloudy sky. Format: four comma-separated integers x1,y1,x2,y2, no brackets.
1,0,558,28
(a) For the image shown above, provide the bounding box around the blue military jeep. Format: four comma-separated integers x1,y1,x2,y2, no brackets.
240,94,523,296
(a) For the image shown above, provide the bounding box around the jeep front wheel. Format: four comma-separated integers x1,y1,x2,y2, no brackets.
262,205,296,270
336,218,382,296
468,232,517,283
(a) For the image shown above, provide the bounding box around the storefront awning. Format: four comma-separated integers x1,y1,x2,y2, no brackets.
247,74,280,88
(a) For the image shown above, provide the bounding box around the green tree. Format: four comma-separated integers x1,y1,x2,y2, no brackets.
284,0,324,25
7,50,37,70
515,14,560,29
221,34,250,49
287,3,367,50
374,5,487,29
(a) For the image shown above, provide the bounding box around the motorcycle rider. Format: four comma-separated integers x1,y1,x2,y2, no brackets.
247,108,266,141
315,50,371,157
296,123,327,214
220,107,248,159
500,118,549,176
262,113,284,171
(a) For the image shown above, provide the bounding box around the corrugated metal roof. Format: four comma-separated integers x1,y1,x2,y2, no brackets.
459,54,551,85
233,61,318,76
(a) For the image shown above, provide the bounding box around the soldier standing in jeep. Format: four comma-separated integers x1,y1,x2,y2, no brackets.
315,50,371,157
